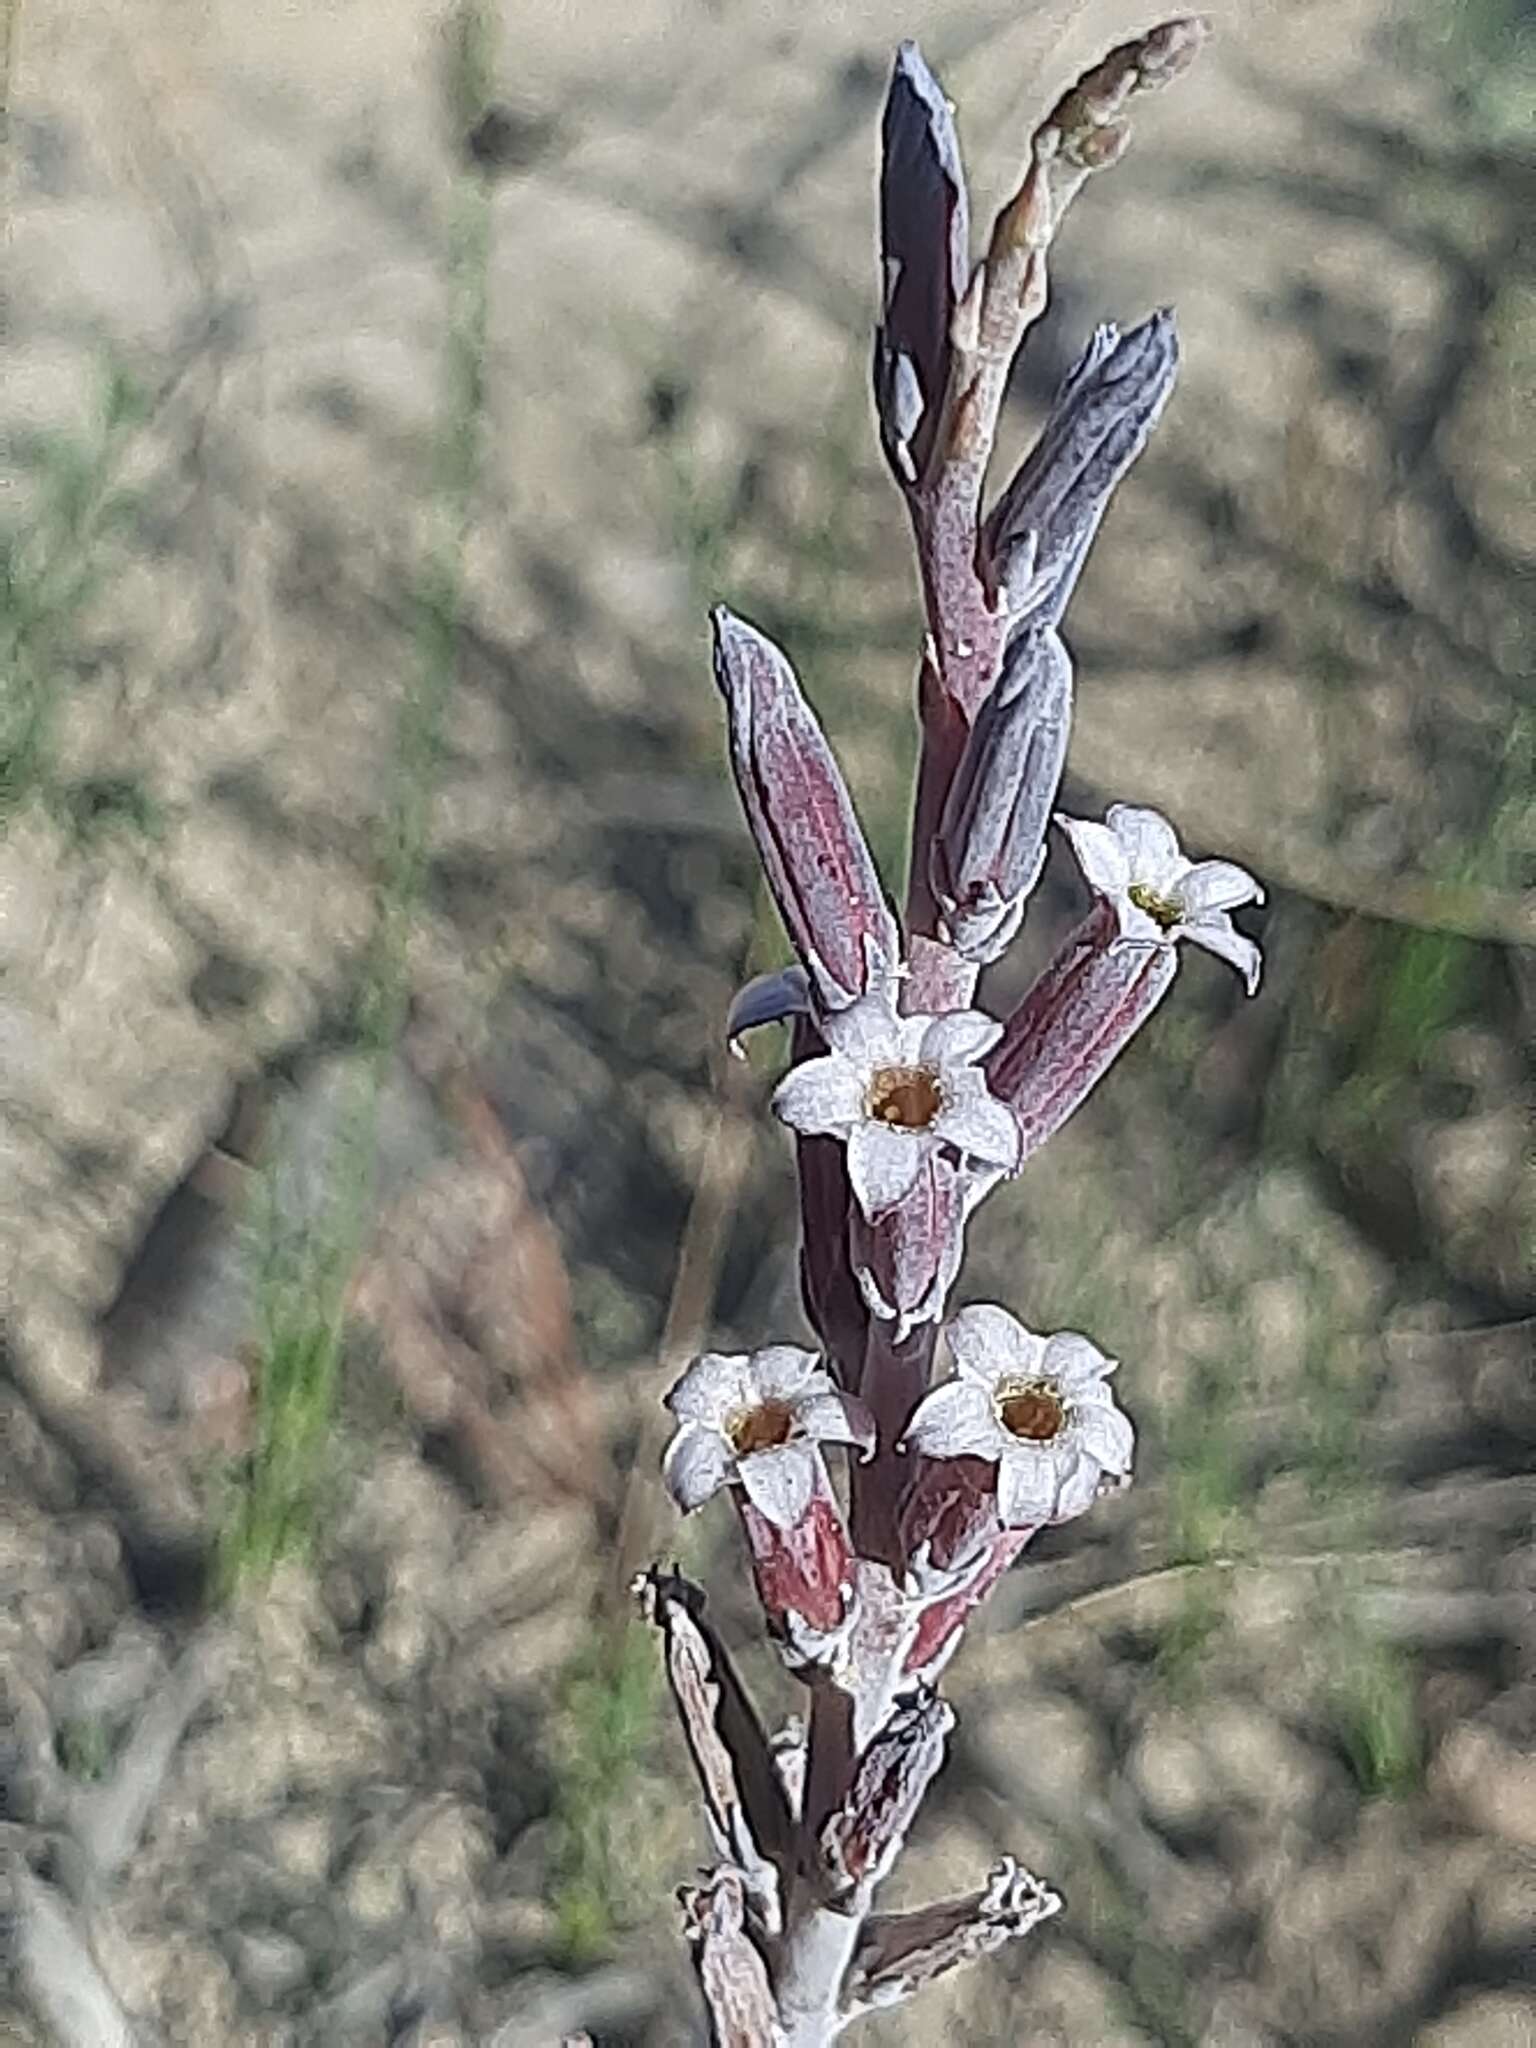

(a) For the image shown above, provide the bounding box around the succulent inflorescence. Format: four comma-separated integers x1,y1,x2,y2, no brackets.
637,20,1263,2043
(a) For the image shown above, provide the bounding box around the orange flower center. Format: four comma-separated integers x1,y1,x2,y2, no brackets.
995,1377,1066,1443
1128,881,1183,931
866,1063,943,1130
727,1398,796,1455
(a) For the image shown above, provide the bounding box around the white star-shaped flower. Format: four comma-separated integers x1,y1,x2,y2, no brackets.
1056,803,1264,994
770,989,1021,1221
902,1304,1134,1526
662,1344,874,1529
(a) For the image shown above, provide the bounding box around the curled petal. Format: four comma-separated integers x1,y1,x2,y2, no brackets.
725,966,812,1052
1180,859,1265,914
1182,916,1263,995
663,1424,739,1514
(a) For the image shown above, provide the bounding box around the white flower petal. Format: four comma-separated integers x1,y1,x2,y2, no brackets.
750,1343,829,1403
1052,1452,1103,1521
933,1075,1021,1172
1057,813,1130,897
997,1447,1062,1527
796,1389,876,1457
1041,1332,1116,1394
902,1378,1003,1459
846,1119,930,1218
771,1054,867,1137
666,1350,757,1428
821,989,903,1062
945,1304,1044,1388
662,1423,738,1513
1111,900,1170,950
1107,802,1183,884
919,1008,1003,1066
737,1442,819,1528
1075,1400,1135,1474
1179,858,1264,914
1181,915,1263,995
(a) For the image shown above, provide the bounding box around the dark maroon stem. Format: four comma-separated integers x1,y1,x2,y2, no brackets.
849,1318,935,1572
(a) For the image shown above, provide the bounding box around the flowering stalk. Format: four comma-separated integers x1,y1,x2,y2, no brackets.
638,22,1264,2044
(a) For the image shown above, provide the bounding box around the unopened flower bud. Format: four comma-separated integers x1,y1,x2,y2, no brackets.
930,625,1072,961
713,607,900,1010
985,897,1177,1164
985,309,1179,629
872,42,970,492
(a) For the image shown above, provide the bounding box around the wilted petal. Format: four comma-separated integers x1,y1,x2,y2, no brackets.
1075,1400,1134,1473
997,1450,1062,1527
737,1442,820,1529
902,1378,1000,1459
847,1120,930,1218
725,965,812,1051
663,1424,739,1513
772,1053,866,1137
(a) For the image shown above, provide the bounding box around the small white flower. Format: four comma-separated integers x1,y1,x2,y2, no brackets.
903,1304,1134,1526
662,1344,874,1529
770,988,1021,1221
1056,802,1264,994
